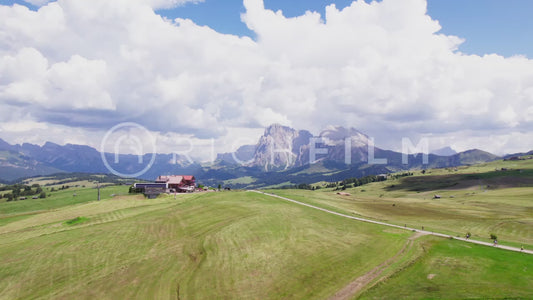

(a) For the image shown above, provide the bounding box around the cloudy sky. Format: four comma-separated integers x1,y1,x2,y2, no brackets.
1,0,532,159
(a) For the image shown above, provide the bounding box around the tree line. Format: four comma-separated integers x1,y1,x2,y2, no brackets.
0,183,47,201
282,174,396,191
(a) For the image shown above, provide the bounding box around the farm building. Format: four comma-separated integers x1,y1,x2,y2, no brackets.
155,175,196,192
133,175,196,197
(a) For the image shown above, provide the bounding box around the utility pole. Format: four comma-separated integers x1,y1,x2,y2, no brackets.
96,182,100,201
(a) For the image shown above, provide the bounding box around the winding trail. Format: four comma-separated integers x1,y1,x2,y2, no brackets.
250,190,533,255
328,231,426,300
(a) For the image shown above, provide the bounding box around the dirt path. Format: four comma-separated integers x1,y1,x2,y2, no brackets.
328,231,427,300
250,190,533,255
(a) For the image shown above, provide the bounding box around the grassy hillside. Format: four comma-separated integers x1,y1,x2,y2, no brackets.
0,190,412,299
1,158,532,299
0,185,129,219
268,158,533,248
360,236,533,299
0,151,64,181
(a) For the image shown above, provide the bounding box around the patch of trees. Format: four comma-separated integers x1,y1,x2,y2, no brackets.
41,173,129,186
129,185,144,194
279,183,322,190
281,174,388,191
388,172,414,180
1,183,46,201
328,174,388,191
50,185,70,192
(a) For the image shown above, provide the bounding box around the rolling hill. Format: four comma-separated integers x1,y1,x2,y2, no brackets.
0,158,532,298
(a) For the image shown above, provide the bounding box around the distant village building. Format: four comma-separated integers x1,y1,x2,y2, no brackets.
133,175,196,198
504,156,519,161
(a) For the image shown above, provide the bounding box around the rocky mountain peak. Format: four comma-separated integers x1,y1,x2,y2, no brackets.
431,146,457,156
251,124,312,171
319,126,369,147
0,138,15,151
264,123,294,135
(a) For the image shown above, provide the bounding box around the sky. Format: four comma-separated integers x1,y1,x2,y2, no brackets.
0,0,532,159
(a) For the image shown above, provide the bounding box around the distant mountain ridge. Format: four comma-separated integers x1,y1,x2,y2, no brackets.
218,124,501,172
0,139,200,182
431,146,457,156
0,124,519,186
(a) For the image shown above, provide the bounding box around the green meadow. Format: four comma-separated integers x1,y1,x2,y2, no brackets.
0,189,412,299
360,236,533,299
0,158,532,299
269,158,533,249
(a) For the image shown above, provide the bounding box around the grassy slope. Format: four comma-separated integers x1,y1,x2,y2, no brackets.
268,159,533,248
223,176,256,185
0,191,409,299
1,158,532,299
360,236,533,299
0,185,129,222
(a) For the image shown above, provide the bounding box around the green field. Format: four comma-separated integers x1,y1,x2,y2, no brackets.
269,159,533,249
0,189,414,299
223,176,256,185
360,236,533,299
1,159,532,299
0,185,129,222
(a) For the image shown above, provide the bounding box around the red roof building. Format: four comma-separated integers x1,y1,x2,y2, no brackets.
155,175,196,192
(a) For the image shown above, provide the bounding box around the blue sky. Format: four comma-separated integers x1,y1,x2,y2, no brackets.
4,0,533,57
155,0,533,58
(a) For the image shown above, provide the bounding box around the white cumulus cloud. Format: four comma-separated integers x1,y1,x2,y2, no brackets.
0,0,531,157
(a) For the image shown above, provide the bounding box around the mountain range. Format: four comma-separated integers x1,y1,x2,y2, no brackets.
0,124,519,187
216,124,499,170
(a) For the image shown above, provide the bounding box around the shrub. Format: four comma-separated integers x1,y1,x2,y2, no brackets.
65,216,89,225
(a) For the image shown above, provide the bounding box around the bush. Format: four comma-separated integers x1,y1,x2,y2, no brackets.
490,233,498,240
65,216,89,225
39,192,46,199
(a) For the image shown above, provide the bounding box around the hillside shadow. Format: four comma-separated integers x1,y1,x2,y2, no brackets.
385,169,533,192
